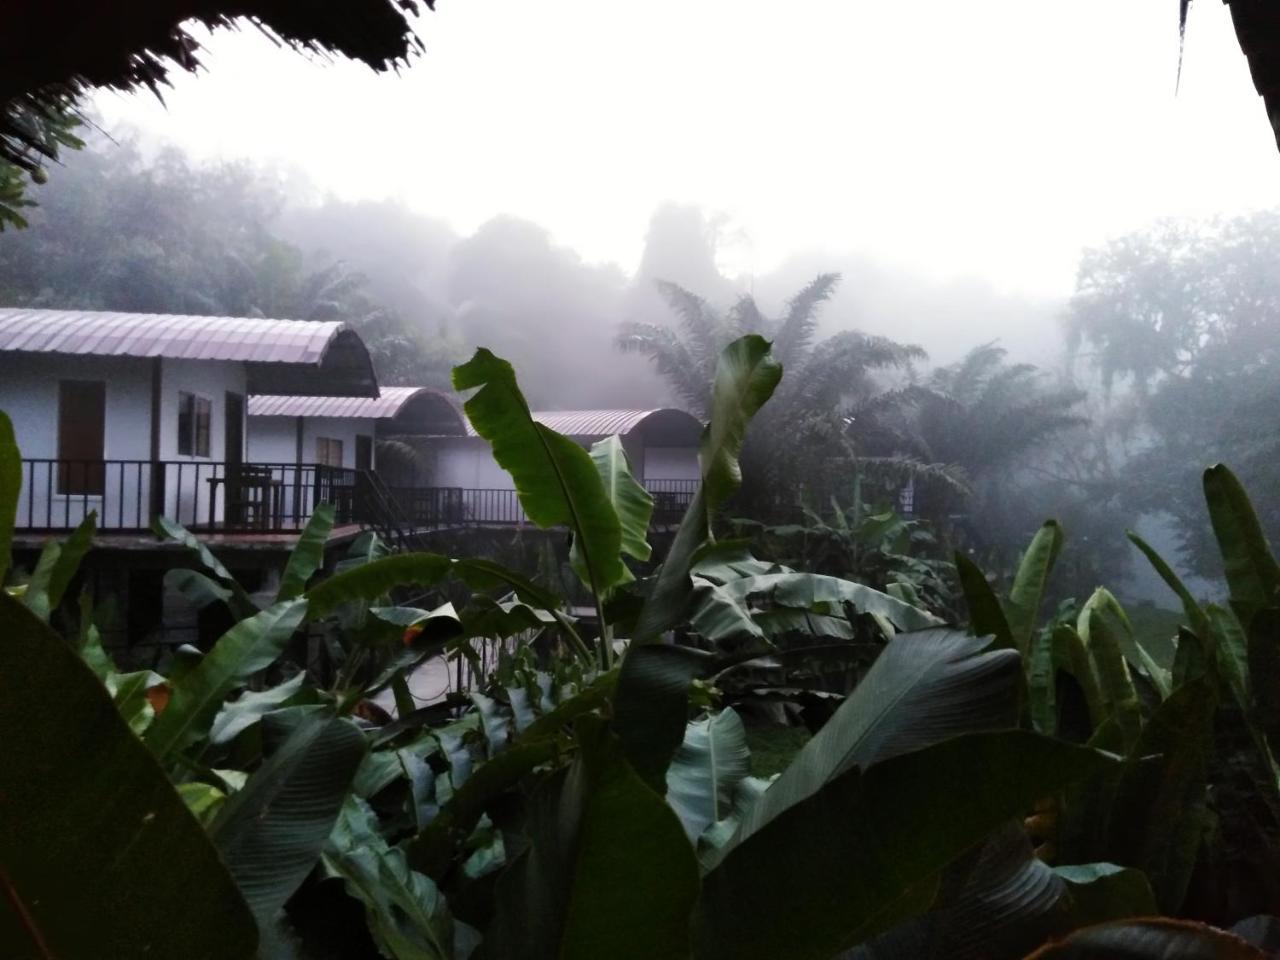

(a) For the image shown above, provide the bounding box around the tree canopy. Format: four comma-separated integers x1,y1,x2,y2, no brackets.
1069,210,1280,577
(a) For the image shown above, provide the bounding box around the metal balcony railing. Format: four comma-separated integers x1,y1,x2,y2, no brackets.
15,459,359,533
381,478,701,529
14,460,703,539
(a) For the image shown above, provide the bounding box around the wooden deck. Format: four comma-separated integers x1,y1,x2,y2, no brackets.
11,523,367,554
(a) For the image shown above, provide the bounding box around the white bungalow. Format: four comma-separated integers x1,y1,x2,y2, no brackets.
0,307,378,535
433,408,703,524
246,386,467,472
246,398,702,527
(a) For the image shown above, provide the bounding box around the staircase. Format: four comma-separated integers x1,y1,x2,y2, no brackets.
355,470,432,552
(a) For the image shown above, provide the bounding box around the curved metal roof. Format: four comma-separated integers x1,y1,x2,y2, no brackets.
0,307,379,397
465,408,702,440
249,386,455,420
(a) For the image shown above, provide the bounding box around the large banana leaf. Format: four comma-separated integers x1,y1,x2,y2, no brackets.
305,553,559,620
44,509,95,611
408,737,562,878
955,551,1014,647
699,334,783,509
0,591,257,958
166,567,256,621
324,797,459,960
585,434,652,565
851,833,1159,960
0,410,19,584
208,671,311,746
694,731,1117,960
154,519,254,601
482,717,700,960
278,501,335,600
723,628,1020,851
1027,624,1057,735
632,334,782,644
850,824,1068,960
631,486,712,642
704,570,939,635
1078,589,1144,749
1103,677,1215,914
1055,863,1159,928
612,642,719,790
1128,531,1210,640
19,540,59,620
454,348,626,594
1006,521,1063,658
666,708,751,841
1249,607,1280,755
144,598,308,760
209,707,367,928
1204,463,1280,626
1207,603,1251,710
1022,918,1268,959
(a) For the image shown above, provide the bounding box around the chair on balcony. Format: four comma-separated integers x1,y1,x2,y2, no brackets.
214,464,282,530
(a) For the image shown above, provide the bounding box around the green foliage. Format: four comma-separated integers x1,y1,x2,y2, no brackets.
619,274,931,519
144,599,309,760
279,501,336,601
6,342,1280,960
455,347,627,604
665,707,752,841
584,434,654,570
325,798,462,959
484,717,701,960
695,732,1116,960
0,591,257,958
1069,213,1280,580
209,709,367,931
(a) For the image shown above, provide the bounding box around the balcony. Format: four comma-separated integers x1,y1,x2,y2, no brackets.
14,460,703,538
381,478,700,529
14,459,360,534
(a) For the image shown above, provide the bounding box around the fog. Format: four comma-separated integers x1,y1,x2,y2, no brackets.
93,0,1279,301
10,0,1280,597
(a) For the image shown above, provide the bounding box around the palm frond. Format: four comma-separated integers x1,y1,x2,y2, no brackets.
726,292,767,336
854,455,973,500
653,278,725,372
616,319,711,414
773,272,840,366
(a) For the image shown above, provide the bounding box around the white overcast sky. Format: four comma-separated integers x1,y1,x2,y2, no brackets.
93,0,1280,298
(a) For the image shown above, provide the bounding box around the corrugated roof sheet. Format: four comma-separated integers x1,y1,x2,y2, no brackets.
249,386,456,419
465,409,697,439
0,307,346,365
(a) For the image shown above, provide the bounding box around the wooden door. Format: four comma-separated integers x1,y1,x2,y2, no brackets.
224,392,245,524
224,392,244,470
58,380,105,495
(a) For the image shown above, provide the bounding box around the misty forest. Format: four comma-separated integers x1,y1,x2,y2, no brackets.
6,2,1280,959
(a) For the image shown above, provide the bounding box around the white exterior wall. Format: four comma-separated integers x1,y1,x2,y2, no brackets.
432,437,513,489
0,353,152,461
157,359,248,526
642,446,700,481
0,352,253,529
302,417,370,470
247,416,299,465
2,354,150,529
248,416,375,470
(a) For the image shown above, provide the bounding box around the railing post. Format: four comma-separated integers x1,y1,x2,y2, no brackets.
149,460,166,528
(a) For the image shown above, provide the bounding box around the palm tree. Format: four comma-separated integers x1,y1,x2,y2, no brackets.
618,273,945,516
895,342,1092,562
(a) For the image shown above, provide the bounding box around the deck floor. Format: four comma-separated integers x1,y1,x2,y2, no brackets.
12,523,367,553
